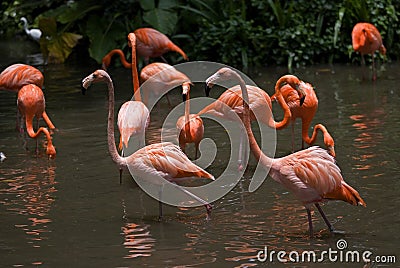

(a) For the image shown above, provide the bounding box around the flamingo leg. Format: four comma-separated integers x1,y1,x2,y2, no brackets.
165,93,172,107
291,122,295,152
35,117,39,155
371,53,376,81
315,203,335,233
361,54,366,80
306,207,314,237
238,129,244,171
160,56,168,63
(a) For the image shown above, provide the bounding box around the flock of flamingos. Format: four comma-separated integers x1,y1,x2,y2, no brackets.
0,22,386,237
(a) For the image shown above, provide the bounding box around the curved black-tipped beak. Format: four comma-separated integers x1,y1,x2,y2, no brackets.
182,93,187,103
81,86,86,95
300,95,305,106
205,83,211,97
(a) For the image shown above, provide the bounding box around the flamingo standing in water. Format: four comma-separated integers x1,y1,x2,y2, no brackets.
271,81,335,157
134,28,188,64
0,64,56,131
200,74,305,170
140,62,191,106
101,49,131,71
82,69,213,220
207,67,366,237
176,82,204,158
17,84,56,158
352,22,386,80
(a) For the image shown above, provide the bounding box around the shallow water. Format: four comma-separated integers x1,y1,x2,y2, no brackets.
0,46,399,267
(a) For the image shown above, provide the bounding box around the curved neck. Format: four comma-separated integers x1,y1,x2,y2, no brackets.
130,34,141,101
111,49,131,69
24,118,55,154
272,92,292,130
233,72,273,167
303,123,330,145
105,78,127,168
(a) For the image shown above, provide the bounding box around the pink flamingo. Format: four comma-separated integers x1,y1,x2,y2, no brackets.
176,82,204,158
17,84,56,158
207,67,366,237
271,81,335,157
82,69,213,220
134,28,188,64
352,22,386,80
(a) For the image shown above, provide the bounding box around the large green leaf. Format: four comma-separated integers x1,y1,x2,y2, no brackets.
86,15,126,63
158,0,178,9
143,8,178,35
139,0,154,11
39,17,82,63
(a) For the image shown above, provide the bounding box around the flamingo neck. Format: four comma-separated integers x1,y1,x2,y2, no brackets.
184,89,191,136
273,92,292,130
105,78,127,169
233,71,273,167
112,49,131,69
24,116,55,156
130,34,141,102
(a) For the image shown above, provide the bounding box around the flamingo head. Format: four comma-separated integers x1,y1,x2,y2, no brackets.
323,134,336,158
82,69,111,95
277,75,307,106
205,67,236,97
182,82,191,102
46,144,56,159
127,33,136,47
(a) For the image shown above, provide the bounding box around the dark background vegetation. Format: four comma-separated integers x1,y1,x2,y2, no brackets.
1,0,399,70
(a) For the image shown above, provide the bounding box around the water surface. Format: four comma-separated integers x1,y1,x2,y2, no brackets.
0,48,399,267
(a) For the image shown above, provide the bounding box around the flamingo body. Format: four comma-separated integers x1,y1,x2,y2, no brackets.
134,28,188,64
117,100,150,150
140,62,191,106
0,64,44,92
17,84,56,158
352,22,386,80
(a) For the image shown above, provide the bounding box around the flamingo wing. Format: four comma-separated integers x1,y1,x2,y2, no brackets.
0,64,44,92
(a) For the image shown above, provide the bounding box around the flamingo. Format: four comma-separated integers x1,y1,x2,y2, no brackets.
20,17,42,42
176,82,204,158
207,67,366,237
0,64,56,131
82,69,213,220
271,81,336,157
17,84,56,159
134,28,188,64
140,62,191,106
352,22,386,81
101,49,131,70
200,74,306,170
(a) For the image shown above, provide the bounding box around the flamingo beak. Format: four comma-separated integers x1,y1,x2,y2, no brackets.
182,93,187,102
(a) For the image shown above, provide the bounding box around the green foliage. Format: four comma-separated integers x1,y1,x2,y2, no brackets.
0,0,399,67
